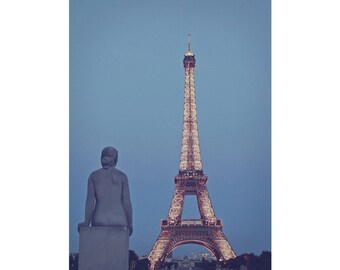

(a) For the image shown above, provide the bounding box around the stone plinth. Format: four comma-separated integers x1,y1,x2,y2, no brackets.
78,226,129,270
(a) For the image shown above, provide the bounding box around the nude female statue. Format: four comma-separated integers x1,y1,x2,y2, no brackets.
78,147,133,236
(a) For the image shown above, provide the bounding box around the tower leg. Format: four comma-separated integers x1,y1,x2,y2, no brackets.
213,230,236,260
197,185,217,223
167,187,185,222
148,230,172,270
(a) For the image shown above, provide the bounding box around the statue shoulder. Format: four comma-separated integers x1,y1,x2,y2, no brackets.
88,168,104,179
113,168,128,181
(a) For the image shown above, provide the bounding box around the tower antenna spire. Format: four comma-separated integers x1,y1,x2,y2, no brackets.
188,33,191,51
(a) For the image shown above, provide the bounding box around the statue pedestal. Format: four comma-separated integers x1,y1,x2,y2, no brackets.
78,226,129,270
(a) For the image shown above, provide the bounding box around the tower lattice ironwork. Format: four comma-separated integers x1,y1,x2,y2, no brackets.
148,35,236,270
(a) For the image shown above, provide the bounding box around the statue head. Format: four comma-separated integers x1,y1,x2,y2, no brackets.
101,146,118,169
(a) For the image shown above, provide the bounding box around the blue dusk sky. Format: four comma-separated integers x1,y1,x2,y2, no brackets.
70,0,271,257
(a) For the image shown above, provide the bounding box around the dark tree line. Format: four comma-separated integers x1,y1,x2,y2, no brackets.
69,253,78,270
222,251,271,270
70,250,271,270
195,258,217,270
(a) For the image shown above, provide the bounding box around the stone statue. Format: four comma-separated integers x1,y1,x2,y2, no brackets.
78,146,133,270
78,146,133,234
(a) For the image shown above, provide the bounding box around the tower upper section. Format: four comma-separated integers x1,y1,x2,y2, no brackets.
183,33,195,66
179,34,203,174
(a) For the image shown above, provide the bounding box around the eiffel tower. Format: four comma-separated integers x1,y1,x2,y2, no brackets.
148,35,236,270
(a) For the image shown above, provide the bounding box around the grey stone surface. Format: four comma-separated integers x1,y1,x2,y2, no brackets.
78,226,129,270
78,147,133,270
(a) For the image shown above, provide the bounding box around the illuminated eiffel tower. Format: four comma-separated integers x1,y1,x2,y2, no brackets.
148,35,236,270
